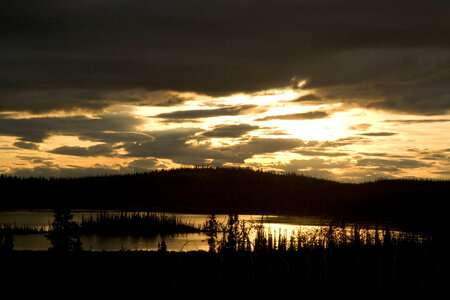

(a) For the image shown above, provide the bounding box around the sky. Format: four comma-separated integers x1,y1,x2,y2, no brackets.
0,0,449,182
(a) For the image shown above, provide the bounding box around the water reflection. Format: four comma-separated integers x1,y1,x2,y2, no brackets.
0,210,422,251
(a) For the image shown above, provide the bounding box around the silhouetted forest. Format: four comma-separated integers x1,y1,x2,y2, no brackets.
80,211,200,236
1,167,448,232
0,206,444,298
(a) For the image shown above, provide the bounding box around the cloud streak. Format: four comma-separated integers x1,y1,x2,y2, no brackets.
153,105,259,120
49,144,113,157
201,124,260,138
290,94,322,102
358,132,398,137
13,141,40,150
383,119,450,124
256,111,329,121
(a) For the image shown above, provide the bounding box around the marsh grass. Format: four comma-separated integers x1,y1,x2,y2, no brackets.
0,223,47,234
206,214,431,254
204,214,438,298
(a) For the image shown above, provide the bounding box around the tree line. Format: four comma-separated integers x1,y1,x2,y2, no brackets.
1,167,448,232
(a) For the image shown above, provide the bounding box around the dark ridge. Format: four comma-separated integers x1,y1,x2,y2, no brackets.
0,167,448,232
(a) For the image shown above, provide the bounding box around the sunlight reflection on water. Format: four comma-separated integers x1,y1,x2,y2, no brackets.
0,210,422,251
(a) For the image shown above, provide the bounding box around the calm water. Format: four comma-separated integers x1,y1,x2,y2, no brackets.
0,210,408,251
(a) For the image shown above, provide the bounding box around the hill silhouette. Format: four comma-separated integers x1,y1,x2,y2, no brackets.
0,167,447,232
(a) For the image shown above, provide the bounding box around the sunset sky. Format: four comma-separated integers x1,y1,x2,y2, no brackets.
1,0,449,181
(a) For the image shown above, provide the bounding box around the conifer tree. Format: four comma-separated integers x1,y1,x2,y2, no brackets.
46,208,82,252
205,214,219,253
0,229,14,253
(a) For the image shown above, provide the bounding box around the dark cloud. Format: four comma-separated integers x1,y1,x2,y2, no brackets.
156,119,202,124
316,136,370,148
122,127,246,165
0,89,187,113
272,158,351,174
0,111,148,142
253,153,441,181
225,138,304,162
6,120,300,166
308,48,450,115
122,128,204,160
80,131,155,144
417,150,449,161
357,153,414,159
16,155,52,162
432,170,450,175
383,119,450,124
421,154,447,160
372,166,402,173
13,141,40,150
356,158,432,169
295,150,349,157
347,123,372,131
358,132,397,137
49,144,113,157
1,1,448,114
256,111,329,121
123,127,303,164
201,124,260,138
153,105,259,120
127,158,165,171
358,152,391,157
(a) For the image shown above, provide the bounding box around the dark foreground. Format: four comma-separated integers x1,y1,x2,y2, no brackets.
1,245,442,299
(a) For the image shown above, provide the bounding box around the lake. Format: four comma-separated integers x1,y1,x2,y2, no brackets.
0,210,412,251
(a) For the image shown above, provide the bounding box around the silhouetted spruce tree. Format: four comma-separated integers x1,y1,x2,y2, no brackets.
223,212,239,252
46,208,82,252
158,239,167,252
238,220,251,252
253,220,267,252
205,214,219,253
267,229,273,252
0,228,14,253
326,224,335,248
375,221,381,247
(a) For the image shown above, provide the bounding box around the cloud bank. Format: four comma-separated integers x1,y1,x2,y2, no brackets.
1,0,448,114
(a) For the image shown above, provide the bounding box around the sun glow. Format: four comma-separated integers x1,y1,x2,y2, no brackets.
1,84,449,181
